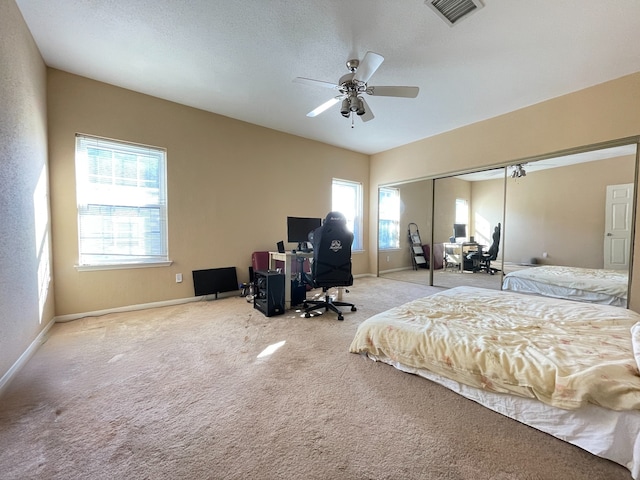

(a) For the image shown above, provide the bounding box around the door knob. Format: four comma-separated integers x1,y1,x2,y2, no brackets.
606,233,613,236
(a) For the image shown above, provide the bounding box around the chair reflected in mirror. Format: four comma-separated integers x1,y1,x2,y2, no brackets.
467,223,501,275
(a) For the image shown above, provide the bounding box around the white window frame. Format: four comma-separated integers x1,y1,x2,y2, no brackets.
332,178,363,251
378,187,401,250
75,134,170,270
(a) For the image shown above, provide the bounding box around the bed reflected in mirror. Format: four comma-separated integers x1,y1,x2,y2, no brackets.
501,143,638,308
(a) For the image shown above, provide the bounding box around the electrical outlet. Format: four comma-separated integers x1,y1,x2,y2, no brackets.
176,273,183,283
386,255,390,262
542,252,548,258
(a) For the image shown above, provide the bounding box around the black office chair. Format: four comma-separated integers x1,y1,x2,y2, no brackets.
303,211,357,321
467,223,501,275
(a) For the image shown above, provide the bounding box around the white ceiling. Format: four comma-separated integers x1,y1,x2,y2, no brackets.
15,0,640,155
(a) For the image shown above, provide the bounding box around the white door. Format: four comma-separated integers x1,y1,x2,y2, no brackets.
604,183,634,270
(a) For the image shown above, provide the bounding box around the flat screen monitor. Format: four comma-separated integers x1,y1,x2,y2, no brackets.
453,223,467,239
192,267,238,298
287,216,322,243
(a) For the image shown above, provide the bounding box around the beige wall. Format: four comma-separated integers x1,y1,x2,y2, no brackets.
0,1,55,382
504,156,636,267
469,175,504,246
434,177,471,244
47,70,369,315
370,72,640,310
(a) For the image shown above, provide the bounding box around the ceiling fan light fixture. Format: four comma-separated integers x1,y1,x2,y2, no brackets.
295,50,419,125
349,95,359,112
340,98,350,117
356,97,365,116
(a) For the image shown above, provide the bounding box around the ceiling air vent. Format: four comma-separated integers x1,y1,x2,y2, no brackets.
426,0,484,26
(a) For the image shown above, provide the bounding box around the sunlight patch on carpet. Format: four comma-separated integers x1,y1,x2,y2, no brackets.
257,340,286,359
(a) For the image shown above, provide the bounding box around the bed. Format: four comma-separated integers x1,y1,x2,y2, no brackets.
349,286,640,478
502,265,628,306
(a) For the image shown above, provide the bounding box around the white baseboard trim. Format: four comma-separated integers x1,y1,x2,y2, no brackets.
55,275,377,323
378,267,413,275
54,291,240,323
354,273,376,278
0,316,57,398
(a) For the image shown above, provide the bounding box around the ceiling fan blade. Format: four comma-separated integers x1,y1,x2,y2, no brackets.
353,51,384,84
307,96,342,117
367,86,419,98
293,77,339,89
358,97,375,122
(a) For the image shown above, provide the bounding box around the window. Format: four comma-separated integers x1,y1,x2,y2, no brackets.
378,187,400,249
455,198,469,225
75,134,169,268
332,178,363,250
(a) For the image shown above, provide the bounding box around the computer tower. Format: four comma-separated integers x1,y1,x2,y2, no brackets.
253,270,285,317
291,279,306,307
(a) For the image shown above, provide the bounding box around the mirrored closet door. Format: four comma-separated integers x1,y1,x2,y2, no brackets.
378,178,434,286
377,140,639,306
501,143,638,308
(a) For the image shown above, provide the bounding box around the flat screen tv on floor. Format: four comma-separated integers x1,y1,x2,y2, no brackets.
192,266,238,299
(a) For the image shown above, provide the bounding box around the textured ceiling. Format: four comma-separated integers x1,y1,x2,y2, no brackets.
15,0,640,155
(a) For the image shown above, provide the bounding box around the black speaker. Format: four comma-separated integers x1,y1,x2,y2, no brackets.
253,270,285,317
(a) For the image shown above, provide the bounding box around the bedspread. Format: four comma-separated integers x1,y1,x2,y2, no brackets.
349,286,640,411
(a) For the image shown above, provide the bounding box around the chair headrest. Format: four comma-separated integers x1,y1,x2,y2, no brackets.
324,211,347,225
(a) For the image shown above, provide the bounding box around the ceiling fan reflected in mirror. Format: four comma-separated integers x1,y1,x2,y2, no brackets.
511,163,527,178
293,51,419,126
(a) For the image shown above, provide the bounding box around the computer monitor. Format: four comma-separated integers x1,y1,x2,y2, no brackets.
453,223,467,239
192,267,238,299
287,216,322,248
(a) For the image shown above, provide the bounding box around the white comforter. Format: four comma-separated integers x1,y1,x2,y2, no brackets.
350,286,640,411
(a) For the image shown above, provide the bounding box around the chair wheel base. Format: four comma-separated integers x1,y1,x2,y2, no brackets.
301,291,355,321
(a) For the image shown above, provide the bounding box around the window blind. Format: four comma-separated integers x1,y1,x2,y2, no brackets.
75,134,168,267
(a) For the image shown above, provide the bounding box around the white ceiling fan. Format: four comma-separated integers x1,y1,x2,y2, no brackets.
293,51,419,125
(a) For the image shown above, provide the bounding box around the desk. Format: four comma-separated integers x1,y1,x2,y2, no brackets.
269,251,313,309
443,242,483,272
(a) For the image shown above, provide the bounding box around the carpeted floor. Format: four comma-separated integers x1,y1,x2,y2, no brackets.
380,262,529,290
0,277,632,479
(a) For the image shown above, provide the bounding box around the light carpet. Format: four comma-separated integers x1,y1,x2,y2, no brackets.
0,277,631,479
